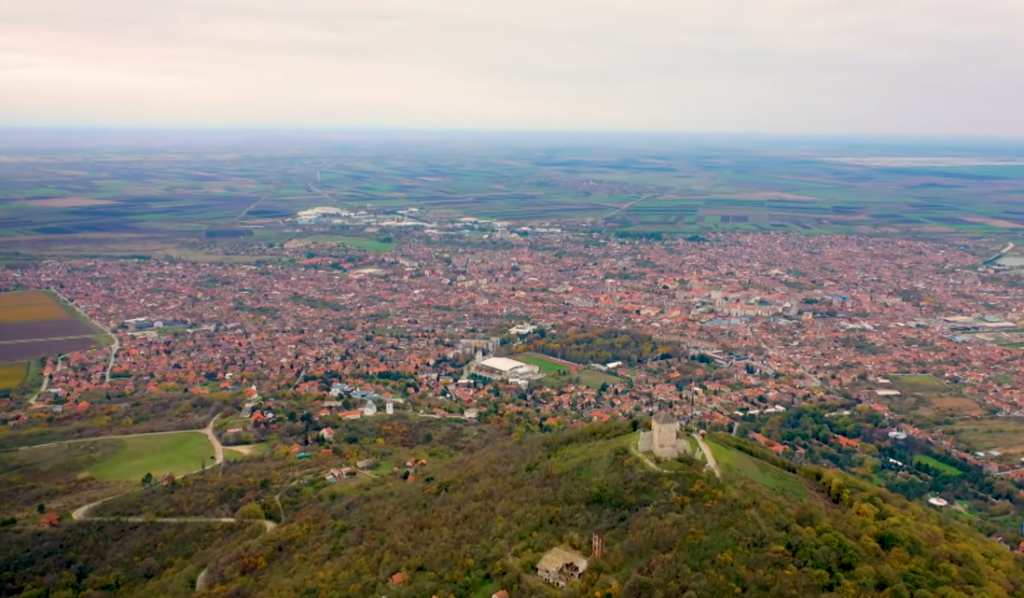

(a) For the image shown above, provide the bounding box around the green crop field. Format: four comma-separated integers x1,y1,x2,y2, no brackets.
86,433,215,481
913,455,964,476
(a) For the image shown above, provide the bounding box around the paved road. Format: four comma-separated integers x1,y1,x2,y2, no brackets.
307,182,337,203
693,434,722,479
28,355,66,408
236,191,274,221
757,336,822,387
49,289,119,383
602,194,654,221
104,336,120,383
973,241,1015,268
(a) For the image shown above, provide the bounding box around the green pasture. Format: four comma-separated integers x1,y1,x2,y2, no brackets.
706,439,808,498
86,433,216,481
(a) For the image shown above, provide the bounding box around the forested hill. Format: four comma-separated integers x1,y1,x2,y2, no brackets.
195,422,1024,598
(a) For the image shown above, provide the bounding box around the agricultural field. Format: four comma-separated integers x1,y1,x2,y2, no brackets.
0,290,71,322
3,133,1024,263
943,418,1024,457
0,290,107,362
890,373,948,392
0,361,27,390
877,373,987,421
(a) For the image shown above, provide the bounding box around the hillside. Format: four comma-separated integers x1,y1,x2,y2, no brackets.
6,422,1024,598
192,423,1024,598
0,521,260,598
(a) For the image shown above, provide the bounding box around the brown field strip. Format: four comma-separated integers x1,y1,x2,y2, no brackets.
0,361,28,390
0,291,73,323
0,290,102,361
0,290,54,307
0,304,72,323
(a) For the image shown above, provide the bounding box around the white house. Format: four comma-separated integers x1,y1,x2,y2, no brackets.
363,401,377,417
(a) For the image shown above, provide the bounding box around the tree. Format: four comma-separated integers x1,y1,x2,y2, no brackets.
36,503,46,514
236,502,266,521
141,472,153,487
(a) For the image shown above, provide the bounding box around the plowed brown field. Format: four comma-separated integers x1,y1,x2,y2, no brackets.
0,290,102,361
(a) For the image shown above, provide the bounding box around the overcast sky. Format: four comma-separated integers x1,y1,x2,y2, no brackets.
1,0,1022,136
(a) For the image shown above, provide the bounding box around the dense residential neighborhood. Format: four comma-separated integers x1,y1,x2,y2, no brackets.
2,232,1023,467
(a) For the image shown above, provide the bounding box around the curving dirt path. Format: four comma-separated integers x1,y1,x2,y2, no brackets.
72,494,277,531
693,434,722,479
66,417,269,593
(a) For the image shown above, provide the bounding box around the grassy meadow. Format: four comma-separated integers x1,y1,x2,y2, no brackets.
86,433,216,481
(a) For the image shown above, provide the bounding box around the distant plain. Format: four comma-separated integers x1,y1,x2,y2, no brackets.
2,134,1024,263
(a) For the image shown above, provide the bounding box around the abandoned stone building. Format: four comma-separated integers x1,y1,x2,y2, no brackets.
537,546,588,588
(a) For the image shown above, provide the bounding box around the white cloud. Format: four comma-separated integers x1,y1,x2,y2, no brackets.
0,0,1022,135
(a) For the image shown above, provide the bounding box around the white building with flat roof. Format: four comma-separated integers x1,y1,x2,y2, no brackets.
472,357,540,381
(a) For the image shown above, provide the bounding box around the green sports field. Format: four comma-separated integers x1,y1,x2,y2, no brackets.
87,433,216,481
515,353,577,374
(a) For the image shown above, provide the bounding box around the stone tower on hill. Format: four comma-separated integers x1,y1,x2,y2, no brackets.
638,411,690,460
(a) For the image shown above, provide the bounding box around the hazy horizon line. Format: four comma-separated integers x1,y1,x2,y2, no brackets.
2,127,1024,145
